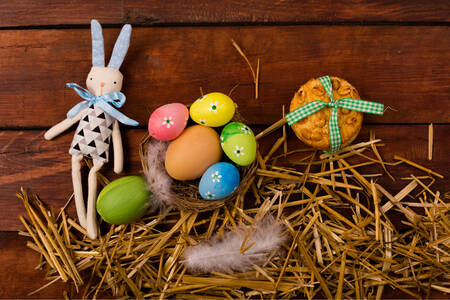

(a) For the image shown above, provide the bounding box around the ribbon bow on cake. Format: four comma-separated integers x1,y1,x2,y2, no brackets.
65,83,139,126
285,76,384,153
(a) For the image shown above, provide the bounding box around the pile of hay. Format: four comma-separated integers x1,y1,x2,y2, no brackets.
18,125,449,299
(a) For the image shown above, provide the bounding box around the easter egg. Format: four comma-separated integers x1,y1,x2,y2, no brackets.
189,92,235,127
165,125,222,180
221,122,256,166
199,162,240,200
97,176,152,225
148,103,189,141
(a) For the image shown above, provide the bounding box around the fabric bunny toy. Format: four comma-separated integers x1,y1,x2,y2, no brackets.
45,20,138,239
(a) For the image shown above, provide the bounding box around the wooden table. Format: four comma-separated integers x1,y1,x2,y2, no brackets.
0,1,448,298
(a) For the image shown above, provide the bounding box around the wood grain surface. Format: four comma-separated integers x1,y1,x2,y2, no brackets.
0,232,72,298
0,0,449,27
0,1,449,298
1,26,449,127
122,0,450,24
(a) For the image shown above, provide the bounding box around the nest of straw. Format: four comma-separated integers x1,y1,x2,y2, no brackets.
140,111,257,211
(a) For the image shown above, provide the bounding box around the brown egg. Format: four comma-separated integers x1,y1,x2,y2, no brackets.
165,125,222,180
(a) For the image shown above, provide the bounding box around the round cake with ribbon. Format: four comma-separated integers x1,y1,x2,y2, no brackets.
286,76,384,153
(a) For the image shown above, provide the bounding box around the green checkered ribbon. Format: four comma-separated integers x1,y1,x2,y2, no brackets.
285,76,384,153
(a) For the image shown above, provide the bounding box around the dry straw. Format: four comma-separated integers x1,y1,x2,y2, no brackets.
18,127,449,299
231,39,260,100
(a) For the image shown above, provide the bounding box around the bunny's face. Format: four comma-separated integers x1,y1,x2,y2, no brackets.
86,67,123,96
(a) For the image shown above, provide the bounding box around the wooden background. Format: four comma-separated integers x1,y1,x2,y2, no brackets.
0,1,449,298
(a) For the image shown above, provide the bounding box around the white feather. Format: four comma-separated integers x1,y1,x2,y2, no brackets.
184,216,285,273
145,140,174,210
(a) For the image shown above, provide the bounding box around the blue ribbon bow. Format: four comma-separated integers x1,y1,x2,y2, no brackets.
65,83,139,126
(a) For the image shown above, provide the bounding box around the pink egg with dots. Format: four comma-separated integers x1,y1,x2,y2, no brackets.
148,103,189,141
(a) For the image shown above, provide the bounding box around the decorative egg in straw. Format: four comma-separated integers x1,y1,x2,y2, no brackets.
148,103,189,141
97,176,152,225
189,92,235,127
221,122,256,166
199,162,240,200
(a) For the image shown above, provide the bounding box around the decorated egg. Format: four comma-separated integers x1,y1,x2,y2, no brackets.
148,103,189,141
221,122,256,166
199,162,240,200
97,176,152,225
189,92,235,127
165,125,222,180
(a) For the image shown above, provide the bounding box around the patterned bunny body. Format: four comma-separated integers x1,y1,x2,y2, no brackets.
44,19,137,239
69,104,114,163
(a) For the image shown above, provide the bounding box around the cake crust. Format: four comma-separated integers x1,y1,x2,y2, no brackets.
289,76,363,151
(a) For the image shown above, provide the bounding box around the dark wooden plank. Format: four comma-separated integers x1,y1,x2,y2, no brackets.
0,26,449,127
0,0,123,28
0,232,72,298
0,1,449,28
1,124,448,231
123,0,450,24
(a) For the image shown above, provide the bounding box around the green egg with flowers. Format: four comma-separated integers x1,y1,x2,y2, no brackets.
220,122,256,166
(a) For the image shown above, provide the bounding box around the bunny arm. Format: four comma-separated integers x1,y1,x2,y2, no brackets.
112,120,123,174
44,109,86,140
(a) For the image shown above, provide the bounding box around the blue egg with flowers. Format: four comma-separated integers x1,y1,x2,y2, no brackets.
199,162,240,200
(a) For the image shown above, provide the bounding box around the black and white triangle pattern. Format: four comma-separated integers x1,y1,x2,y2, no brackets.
69,104,114,163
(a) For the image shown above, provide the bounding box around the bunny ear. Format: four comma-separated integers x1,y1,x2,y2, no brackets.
107,24,132,70
91,19,105,67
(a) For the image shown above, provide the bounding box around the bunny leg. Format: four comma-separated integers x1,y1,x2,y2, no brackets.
86,159,104,239
71,154,86,228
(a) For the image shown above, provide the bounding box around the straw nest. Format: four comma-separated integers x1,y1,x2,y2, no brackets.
140,111,257,211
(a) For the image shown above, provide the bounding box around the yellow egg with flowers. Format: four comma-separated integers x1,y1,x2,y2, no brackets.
189,92,236,127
